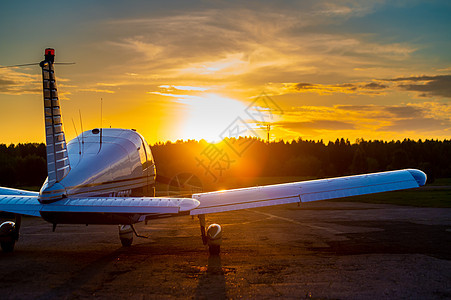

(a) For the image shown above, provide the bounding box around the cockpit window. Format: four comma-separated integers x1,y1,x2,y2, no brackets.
138,144,147,170
144,141,153,164
138,138,154,171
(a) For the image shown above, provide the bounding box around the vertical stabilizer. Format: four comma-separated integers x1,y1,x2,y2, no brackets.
40,48,71,187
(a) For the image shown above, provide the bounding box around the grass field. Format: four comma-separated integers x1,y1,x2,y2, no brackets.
330,188,451,208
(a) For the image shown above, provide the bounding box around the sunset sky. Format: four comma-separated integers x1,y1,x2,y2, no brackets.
0,0,450,144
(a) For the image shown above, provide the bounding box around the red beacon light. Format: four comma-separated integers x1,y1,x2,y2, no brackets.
45,48,55,56
44,48,55,63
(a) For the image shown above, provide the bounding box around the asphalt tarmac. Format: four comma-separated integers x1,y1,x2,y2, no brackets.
1,201,450,299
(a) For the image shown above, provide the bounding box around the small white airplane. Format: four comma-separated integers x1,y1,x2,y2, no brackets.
0,49,427,254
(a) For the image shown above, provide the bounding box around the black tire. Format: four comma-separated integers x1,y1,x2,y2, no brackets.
1,241,15,253
120,237,133,247
209,244,220,255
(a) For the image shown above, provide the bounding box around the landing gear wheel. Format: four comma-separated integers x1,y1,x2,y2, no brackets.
118,225,134,247
120,236,133,247
209,244,220,255
1,241,15,253
0,216,20,253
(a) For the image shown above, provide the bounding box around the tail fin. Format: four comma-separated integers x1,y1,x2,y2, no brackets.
40,48,71,187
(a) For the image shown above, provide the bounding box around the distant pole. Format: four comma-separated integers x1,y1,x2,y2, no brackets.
266,123,271,144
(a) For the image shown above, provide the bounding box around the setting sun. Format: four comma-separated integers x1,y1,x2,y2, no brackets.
172,93,249,142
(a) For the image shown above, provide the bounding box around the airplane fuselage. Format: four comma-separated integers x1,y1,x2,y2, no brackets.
39,128,157,225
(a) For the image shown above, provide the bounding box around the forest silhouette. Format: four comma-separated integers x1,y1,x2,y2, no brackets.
1,138,448,189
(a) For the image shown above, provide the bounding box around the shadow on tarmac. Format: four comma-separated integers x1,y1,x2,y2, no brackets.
309,221,451,260
194,254,227,299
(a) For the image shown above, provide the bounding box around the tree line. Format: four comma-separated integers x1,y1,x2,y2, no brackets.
0,138,449,188
153,138,450,186
0,143,47,188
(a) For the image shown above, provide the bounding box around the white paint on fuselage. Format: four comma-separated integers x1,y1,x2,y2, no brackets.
41,128,155,199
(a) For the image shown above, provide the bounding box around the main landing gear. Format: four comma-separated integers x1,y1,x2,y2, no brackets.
119,215,223,254
198,214,222,255
118,224,148,247
0,214,21,253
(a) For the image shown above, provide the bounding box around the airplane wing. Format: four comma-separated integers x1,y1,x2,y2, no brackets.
39,197,199,214
0,188,42,216
0,169,426,219
0,187,39,196
189,169,426,215
0,196,42,216
0,195,199,217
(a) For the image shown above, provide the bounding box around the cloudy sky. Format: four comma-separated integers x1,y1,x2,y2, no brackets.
0,0,450,144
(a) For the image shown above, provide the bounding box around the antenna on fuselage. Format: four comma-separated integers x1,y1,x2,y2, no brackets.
98,98,103,153
72,118,81,155
100,98,103,130
79,109,84,155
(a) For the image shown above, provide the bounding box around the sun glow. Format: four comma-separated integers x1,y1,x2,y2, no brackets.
178,93,248,142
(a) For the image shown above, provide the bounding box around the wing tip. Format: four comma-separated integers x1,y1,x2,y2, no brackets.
406,169,427,186
178,198,200,212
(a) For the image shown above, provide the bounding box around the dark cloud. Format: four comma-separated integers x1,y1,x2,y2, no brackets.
275,104,450,136
378,118,450,132
385,75,446,82
276,120,355,131
363,82,388,90
384,75,451,98
0,75,40,94
295,83,316,90
0,78,16,92
0,78,15,86
337,83,357,91
384,106,423,118
290,81,387,95
336,105,377,111
289,75,450,98
336,105,424,119
0,77,17,93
